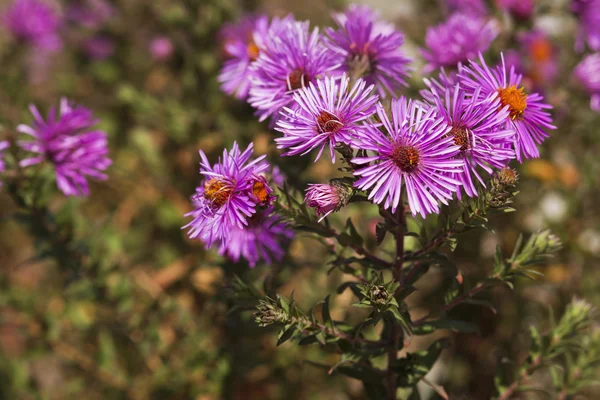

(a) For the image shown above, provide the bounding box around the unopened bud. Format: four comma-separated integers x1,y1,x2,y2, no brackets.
369,285,389,305
305,178,354,221
254,300,287,327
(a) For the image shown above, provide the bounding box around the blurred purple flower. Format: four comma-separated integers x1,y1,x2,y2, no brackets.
249,20,336,122
83,36,115,60
518,30,558,87
150,36,174,61
572,0,600,52
574,53,600,112
352,98,463,217
324,4,411,97
218,15,291,100
67,0,114,29
183,142,271,247
497,0,534,20
422,13,498,74
3,0,62,51
459,53,555,161
18,99,111,196
275,74,378,162
427,84,515,197
446,0,488,16
218,207,294,267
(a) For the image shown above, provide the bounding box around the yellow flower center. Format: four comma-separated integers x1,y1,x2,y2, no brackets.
498,85,528,120
252,180,269,204
247,40,259,61
449,126,471,152
287,69,309,91
204,178,232,207
392,145,420,173
530,38,552,63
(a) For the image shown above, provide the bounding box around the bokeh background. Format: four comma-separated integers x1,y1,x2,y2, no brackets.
0,0,599,399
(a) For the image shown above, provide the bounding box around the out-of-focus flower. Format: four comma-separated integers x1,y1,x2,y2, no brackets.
540,192,569,223
324,4,411,97
427,84,515,197
459,53,555,161
218,207,294,267
149,36,174,62
183,142,270,247
249,20,336,122
67,0,114,30
422,13,498,74
352,98,463,217
3,0,62,51
446,0,488,16
18,99,111,196
218,15,292,100
275,74,378,162
305,178,354,221
518,30,558,88
0,141,9,187
496,0,534,20
572,0,600,52
83,36,115,60
574,53,600,112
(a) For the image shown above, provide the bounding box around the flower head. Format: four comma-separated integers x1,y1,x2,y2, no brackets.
275,74,378,162
427,84,515,197
83,36,115,60
574,53,600,112
218,207,294,267
183,142,271,247
324,5,411,97
18,99,111,196
517,30,558,88
67,0,115,30
497,0,534,20
149,36,174,61
218,15,291,100
3,0,61,51
572,0,600,52
352,98,463,217
305,178,354,221
249,20,335,121
422,13,498,74
459,53,555,161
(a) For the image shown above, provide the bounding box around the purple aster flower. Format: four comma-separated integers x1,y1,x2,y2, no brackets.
67,0,115,30
446,0,488,16
183,142,271,247
275,74,378,162
218,15,291,100
497,0,534,20
572,0,600,52
421,67,461,103
218,207,294,267
249,20,336,122
459,53,556,161
518,30,558,88
574,53,600,112
427,84,515,197
324,5,411,97
3,0,62,51
352,98,463,217
149,36,174,62
305,178,354,221
17,99,111,197
422,13,498,74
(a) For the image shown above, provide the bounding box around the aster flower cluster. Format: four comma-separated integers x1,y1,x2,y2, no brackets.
2,0,62,52
183,142,292,267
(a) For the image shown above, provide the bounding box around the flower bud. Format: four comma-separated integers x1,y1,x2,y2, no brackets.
305,178,354,221
369,285,389,305
254,299,287,327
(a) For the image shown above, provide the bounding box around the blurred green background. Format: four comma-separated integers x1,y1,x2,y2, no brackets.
0,0,599,399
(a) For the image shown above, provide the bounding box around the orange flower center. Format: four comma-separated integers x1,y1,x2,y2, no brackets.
204,178,232,207
247,40,259,61
498,85,528,120
252,180,270,204
287,69,309,91
392,145,420,172
449,126,471,152
530,38,552,63
316,111,343,134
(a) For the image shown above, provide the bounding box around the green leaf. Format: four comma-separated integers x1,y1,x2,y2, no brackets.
277,325,296,346
345,218,364,247
322,295,333,329
396,338,450,387
364,383,388,400
414,319,480,335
